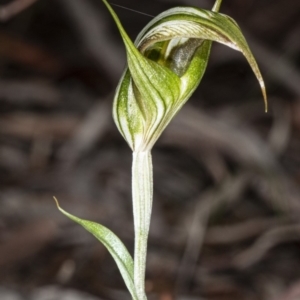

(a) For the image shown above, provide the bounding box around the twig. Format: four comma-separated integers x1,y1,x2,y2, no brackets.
267,100,291,156
60,0,125,81
0,113,80,140
164,104,278,171
233,224,300,269
0,79,61,105
163,104,300,216
175,173,250,294
0,31,64,74
0,0,39,22
204,217,285,245
58,96,112,165
276,280,300,300
249,36,300,98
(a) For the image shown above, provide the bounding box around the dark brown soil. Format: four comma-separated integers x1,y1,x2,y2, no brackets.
1,0,300,299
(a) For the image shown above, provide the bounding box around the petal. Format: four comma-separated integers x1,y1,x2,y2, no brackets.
102,0,182,151
136,7,267,111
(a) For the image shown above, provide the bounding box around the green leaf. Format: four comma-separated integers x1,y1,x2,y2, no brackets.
54,198,138,300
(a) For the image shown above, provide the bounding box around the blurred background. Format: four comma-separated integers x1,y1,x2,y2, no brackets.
1,0,300,299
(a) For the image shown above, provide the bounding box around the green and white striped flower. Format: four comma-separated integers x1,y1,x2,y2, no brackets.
56,3,268,300
103,0,267,152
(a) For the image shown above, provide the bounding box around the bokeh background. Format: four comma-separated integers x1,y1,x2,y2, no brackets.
1,0,300,299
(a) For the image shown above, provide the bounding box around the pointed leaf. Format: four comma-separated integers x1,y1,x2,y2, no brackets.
54,198,138,300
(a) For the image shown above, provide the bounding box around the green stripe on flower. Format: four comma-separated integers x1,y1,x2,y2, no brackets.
102,0,267,151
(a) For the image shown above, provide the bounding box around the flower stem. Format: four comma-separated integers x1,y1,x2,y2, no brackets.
132,151,153,300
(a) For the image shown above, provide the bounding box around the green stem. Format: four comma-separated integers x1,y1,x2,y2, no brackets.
212,0,222,12
132,151,153,300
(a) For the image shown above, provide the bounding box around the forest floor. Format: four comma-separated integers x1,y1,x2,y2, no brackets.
1,0,300,299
